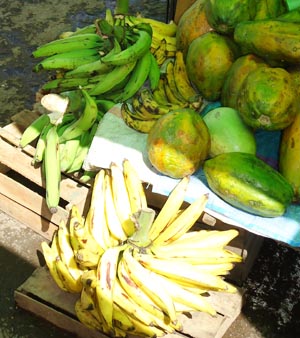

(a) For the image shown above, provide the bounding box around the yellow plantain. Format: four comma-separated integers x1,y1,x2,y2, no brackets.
149,176,190,241
153,193,209,245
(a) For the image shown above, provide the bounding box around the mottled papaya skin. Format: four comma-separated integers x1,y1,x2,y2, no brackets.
279,112,300,202
176,0,213,58
253,0,286,20
277,7,300,22
147,109,210,179
186,31,240,101
203,152,294,217
237,67,297,130
221,54,269,108
234,20,300,65
205,0,256,35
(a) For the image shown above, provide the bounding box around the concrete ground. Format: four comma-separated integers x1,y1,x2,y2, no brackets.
1,209,299,338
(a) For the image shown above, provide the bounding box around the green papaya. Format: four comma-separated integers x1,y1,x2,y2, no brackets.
205,0,256,35
186,31,240,101
203,107,256,157
253,0,287,20
234,20,300,65
203,152,294,217
277,7,300,22
236,67,297,130
221,54,269,108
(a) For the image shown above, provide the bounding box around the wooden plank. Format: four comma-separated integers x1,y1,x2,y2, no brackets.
0,193,56,240
0,172,68,225
15,267,243,338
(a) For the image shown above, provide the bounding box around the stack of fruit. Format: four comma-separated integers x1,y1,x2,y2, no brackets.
22,1,300,227
173,0,300,209
41,159,242,337
20,9,186,213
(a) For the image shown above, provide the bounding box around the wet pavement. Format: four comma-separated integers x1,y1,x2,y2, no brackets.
1,1,300,338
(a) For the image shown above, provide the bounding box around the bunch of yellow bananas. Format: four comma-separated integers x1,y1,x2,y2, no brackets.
121,50,204,133
41,159,242,337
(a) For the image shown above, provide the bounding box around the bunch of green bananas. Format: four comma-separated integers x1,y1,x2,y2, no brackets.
31,10,178,103
19,89,101,213
41,159,242,337
121,50,204,133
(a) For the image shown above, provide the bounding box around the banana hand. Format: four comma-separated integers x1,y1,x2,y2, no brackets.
33,48,100,72
153,193,209,245
59,89,98,142
101,28,152,66
32,33,103,58
149,176,190,241
19,114,50,148
121,102,156,133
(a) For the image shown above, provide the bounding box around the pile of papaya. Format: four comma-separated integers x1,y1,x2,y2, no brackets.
170,0,300,217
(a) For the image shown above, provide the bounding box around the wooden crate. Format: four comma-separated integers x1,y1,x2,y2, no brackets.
14,267,243,338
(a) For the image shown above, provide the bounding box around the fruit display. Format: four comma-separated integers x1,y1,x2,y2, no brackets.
41,159,242,336
13,1,300,336
19,1,300,224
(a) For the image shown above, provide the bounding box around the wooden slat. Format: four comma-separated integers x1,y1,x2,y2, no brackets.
0,193,56,240
0,172,68,225
15,267,243,338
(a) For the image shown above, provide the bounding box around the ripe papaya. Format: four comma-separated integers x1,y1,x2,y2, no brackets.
147,108,210,179
186,31,240,101
205,0,256,35
279,112,300,202
221,54,269,108
203,107,256,157
176,0,213,58
234,20,300,65
237,66,297,130
203,152,294,217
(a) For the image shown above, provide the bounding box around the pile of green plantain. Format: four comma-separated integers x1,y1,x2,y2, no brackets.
178,0,300,216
